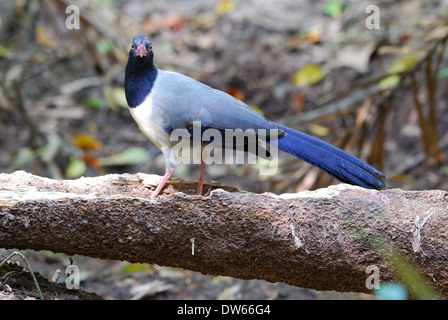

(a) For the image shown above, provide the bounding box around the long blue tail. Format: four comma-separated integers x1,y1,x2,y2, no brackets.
273,124,385,189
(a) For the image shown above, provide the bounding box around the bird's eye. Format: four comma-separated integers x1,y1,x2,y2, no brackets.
131,44,135,50
149,45,153,51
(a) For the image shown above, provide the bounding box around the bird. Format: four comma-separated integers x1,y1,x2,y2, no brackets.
124,35,385,198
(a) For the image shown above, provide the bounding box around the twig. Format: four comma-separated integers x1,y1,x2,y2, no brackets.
411,73,431,158
367,95,393,170
0,251,44,300
12,82,46,148
426,55,443,165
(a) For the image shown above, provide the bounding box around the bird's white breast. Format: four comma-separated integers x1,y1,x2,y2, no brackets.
129,90,170,148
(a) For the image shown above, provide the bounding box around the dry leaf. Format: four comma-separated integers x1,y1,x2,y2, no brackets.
36,24,57,48
82,153,100,169
73,134,102,151
308,28,322,44
293,93,305,114
163,12,185,31
130,280,174,300
225,87,244,101
215,0,236,16
333,42,377,73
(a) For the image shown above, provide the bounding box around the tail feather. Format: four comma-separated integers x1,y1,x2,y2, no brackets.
273,124,385,189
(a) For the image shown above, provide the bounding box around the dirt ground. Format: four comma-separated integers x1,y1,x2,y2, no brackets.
1,249,377,300
1,0,448,300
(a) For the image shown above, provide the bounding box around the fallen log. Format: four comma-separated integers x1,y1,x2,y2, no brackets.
0,171,447,297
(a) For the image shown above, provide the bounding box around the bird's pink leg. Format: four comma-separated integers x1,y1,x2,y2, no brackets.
151,168,175,198
197,156,206,195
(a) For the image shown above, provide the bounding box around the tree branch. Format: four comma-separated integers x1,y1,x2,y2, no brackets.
1,171,447,296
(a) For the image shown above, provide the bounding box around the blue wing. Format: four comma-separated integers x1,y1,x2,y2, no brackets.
151,70,284,146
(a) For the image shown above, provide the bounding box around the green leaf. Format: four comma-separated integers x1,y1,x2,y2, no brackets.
379,243,440,300
250,105,264,116
174,164,190,179
13,148,35,167
388,54,419,74
96,38,115,55
378,75,401,90
7,147,36,172
84,97,104,109
66,155,87,178
324,0,343,18
99,147,149,167
309,124,330,137
122,263,151,273
292,64,324,87
0,45,13,58
437,67,448,79
103,86,128,110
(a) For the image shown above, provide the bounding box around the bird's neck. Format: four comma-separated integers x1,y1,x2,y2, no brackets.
125,60,158,108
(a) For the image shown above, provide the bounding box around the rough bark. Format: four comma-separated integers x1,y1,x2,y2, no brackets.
1,171,447,296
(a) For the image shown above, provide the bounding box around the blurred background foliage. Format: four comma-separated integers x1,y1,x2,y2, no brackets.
1,0,448,192
1,0,447,300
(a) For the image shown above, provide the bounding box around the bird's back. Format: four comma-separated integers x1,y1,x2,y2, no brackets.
151,70,281,134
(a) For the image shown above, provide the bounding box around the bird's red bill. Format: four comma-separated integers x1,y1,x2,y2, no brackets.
136,44,147,58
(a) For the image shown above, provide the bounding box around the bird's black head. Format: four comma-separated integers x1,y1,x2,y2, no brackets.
125,35,157,108
129,35,154,63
